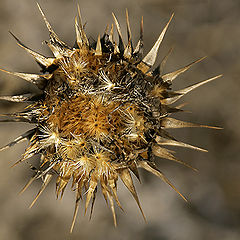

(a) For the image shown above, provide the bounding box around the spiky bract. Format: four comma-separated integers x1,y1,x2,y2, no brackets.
0,4,221,232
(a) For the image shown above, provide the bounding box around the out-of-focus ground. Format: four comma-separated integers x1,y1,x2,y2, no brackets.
0,0,239,239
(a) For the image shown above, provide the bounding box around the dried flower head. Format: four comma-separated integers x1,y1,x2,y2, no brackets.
0,4,221,232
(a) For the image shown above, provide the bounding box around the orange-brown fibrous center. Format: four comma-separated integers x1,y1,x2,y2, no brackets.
47,95,117,139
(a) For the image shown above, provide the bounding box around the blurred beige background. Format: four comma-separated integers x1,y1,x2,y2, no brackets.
0,0,239,239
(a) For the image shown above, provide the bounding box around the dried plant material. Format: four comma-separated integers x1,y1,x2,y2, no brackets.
0,4,221,232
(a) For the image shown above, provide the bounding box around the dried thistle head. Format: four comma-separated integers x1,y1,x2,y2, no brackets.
0,4,221,232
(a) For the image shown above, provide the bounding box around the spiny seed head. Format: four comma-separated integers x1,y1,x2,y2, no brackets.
0,4,221,232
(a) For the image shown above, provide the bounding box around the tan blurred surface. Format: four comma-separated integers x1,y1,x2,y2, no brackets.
0,0,240,239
